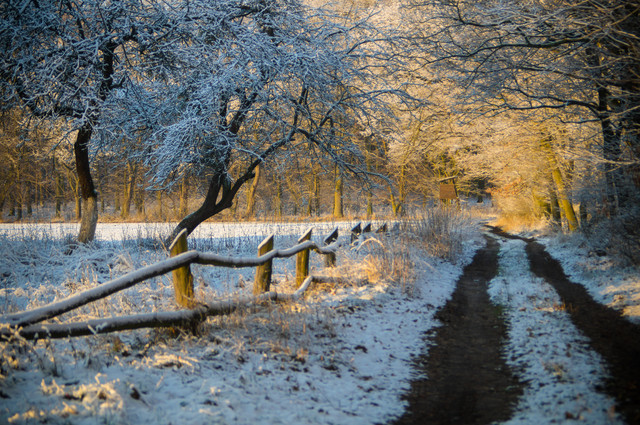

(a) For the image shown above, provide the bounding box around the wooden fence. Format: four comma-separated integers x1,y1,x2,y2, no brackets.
0,222,388,341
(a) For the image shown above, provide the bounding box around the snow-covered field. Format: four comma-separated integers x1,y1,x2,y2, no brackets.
0,220,475,424
1,221,638,424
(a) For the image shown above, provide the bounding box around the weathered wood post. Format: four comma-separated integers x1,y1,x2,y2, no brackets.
254,234,274,295
323,227,339,267
168,229,195,308
350,222,362,244
296,227,313,288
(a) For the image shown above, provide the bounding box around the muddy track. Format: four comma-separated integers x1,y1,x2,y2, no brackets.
392,235,523,425
488,226,640,424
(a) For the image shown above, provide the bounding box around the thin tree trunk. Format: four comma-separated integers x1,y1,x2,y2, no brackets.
179,179,189,218
55,161,63,218
157,190,164,220
588,48,626,214
276,181,283,218
25,182,32,217
75,123,98,243
135,187,145,215
121,162,136,219
333,169,343,218
245,164,260,219
548,187,561,224
550,169,578,231
365,153,373,219
313,172,320,216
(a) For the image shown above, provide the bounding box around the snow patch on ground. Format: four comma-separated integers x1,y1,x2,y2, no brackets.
542,234,640,324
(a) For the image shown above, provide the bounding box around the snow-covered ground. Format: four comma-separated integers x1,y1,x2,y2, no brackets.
0,221,476,424
488,237,621,424
0,221,638,424
542,233,640,324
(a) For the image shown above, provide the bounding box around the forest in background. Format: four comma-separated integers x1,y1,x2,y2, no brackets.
1,0,638,261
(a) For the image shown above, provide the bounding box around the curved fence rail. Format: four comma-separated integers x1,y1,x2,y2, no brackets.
0,223,387,340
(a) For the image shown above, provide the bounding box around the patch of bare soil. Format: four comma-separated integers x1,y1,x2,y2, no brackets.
392,235,523,425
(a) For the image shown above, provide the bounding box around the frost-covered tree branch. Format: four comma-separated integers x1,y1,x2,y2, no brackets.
405,0,640,218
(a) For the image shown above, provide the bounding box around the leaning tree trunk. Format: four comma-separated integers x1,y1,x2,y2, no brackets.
164,173,233,247
541,138,578,231
74,124,98,243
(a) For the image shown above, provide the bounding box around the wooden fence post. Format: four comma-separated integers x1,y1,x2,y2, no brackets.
324,227,339,267
254,234,274,295
296,227,313,288
169,229,195,307
350,222,362,243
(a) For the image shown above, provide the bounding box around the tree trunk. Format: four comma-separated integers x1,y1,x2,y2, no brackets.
157,190,164,220
179,179,189,218
121,162,136,219
164,172,234,246
312,172,320,216
25,182,32,217
333,170,343,218
245,164,260,219
390,188,402,217
16,197,22,221
541,139,578,231
276,181,283,218
599,92,625,215
550,169,578,231
55,164,63,218
549,190,561,224
74,124,98,243
588,48,626,214
135,187,145,215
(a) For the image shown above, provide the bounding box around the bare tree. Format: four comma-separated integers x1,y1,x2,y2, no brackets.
405,0,640,217
0,0,182,242
116,0,413,244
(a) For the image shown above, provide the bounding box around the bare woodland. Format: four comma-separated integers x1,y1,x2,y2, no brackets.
1,0,639,260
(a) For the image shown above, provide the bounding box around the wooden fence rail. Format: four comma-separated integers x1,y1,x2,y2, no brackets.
0,223,386,340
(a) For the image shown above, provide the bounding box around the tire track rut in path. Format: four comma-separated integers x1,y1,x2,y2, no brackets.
392,235,523,425
525,238,640,424
489,226,640,424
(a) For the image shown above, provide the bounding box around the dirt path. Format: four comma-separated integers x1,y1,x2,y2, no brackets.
392,235,523,425
490,226,640,424
394,227,640,425
524,238,640,424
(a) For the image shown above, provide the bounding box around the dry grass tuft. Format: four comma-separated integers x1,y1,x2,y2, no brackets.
406,206,470,261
